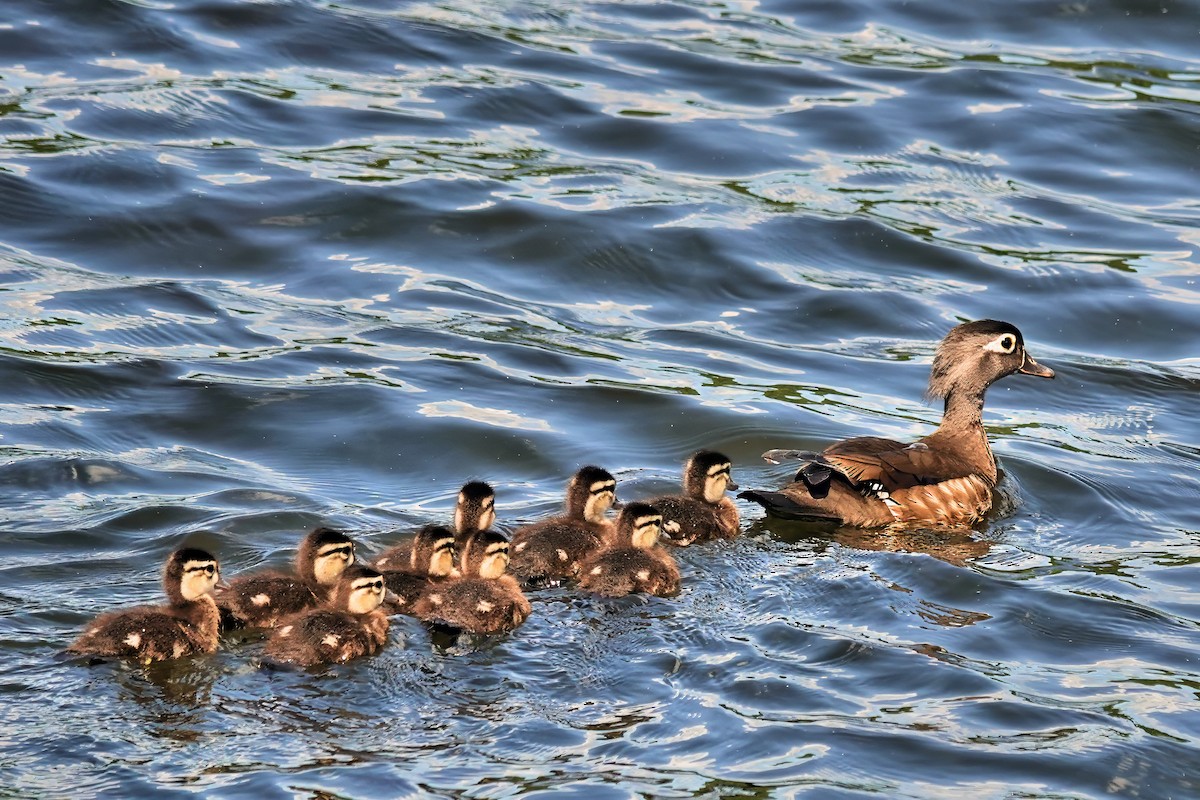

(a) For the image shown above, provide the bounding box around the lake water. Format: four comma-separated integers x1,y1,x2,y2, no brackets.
1,0,1198,797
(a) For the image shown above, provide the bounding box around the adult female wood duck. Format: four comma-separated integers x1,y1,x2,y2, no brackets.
378,524,460,615
508,465,617,587
68,548,223,663
217,527,355,629
739,320,1055,527
578,502,681,598
649,450,740,545
413,530,531,635
373,481,496,571
264,565,390,667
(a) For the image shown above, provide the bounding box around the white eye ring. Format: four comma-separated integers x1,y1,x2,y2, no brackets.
985,334,1018,354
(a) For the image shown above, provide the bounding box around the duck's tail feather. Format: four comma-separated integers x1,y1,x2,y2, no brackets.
737,490,843,522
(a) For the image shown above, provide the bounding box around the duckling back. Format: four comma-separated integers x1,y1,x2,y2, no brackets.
578,547,680,598
413,574,531,635
509,519,608,585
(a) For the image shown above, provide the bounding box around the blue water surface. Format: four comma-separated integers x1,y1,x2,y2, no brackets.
1,1,1198,798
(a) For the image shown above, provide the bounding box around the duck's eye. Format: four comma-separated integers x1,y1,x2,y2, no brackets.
987,334,1017,354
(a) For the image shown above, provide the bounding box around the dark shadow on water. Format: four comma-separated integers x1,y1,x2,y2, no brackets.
747,516,994,567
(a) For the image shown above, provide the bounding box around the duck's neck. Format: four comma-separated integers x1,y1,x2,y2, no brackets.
929,388,997,482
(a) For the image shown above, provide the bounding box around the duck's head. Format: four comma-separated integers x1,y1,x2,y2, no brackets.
333,565,386,615
165,547,221,604
683,450,737,504
566,465,617,524
411,524,460,578
615,502,664,550
927,320,1054,401
299,527,356,586
460,530,511,580
454,481,496,535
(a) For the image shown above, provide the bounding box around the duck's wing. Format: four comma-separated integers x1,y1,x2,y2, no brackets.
821,437,984,495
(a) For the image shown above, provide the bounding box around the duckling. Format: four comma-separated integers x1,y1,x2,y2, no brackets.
413,530,531,635
578,502,680,598
739,320,1055,527
649,450,740,545
217,527,355,629
68,548,222,663
373,481,496,570
508,465,617,586
378,524,460,615
264,565,389,667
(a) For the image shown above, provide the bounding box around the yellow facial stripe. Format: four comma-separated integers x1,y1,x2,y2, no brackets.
589,480,616,495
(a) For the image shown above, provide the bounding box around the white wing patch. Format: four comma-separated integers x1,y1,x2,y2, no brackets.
427,594,443,606
278,625,293,637
590,566,603,576
663,520,681,534
322,634,340,648
251,593,271,607
636,570,650,582
172,642,187,659
476,600,494,613
514,542,528,552
124,633,142,649
556,549,568,562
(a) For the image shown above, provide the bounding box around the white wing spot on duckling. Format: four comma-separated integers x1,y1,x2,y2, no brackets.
663,520,681,534
590,566,603,576
428,594,443,606
636,570,650,582
251,593,271,607
322,634,340,648
556,549,568,562
278,625,293,637
514,542,528,552
172,642,187,659
124,633,141,649
476,600,494,613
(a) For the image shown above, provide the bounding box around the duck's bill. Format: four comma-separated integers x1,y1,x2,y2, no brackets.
1019,355,1055,379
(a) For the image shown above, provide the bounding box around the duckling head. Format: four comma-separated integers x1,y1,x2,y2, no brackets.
454,481,496,534
927,320,1055,402
165,547,221,605
300,527,357,587
461,530,511,580
683,450,737,504
566,465,617,524
615,502,664,550
411,524,460,578
334,565,386,614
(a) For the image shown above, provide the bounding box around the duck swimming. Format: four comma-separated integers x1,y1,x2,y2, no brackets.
413,530,531,635
649,450,739,545
218,527,355,629
264,565,390,667
578,502,680,598
738,320,1055,527
509,465,617,587
68,547,223,663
